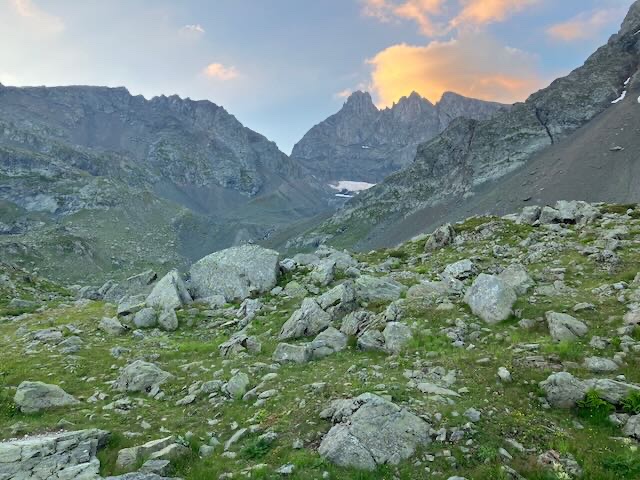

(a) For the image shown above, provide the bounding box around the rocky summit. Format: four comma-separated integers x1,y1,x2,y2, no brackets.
2,200,640,479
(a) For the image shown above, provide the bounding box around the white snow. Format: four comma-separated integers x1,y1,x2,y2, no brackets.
612,91,627,104
328,180,376,193
625,77,631,86
361,145,370,149
637,95,640,104
335,193,353,198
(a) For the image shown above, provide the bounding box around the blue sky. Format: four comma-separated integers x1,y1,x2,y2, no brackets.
0,0,634,153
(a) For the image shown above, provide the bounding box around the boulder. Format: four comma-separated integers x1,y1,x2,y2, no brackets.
99,317,127,336
219,332,262,357
308,327,348,360
224,372,250,398
623,415,640,439
117,294,147,317
157,309,178,332
517,206,542,225
555,200,600,225
134,308,158,329
546,312,588,342
317,281,356,310
103,270,158,303
442,259,476,280
539,372,586,408
425,224,455,251
279,298,331,340
583,379,640,405
354,275,405,303
318,393,430,470
382,322,412,354
272,343,311,364
583,357,618,373
498,264,534,295
189,245,280,302
14,381,80,413
310,258,336,286
357,330,385,352
341,310,381,336
113,361,173,393
145,270,191,311
464,274,517,324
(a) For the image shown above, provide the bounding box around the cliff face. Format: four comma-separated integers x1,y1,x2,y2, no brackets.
291,90,506,183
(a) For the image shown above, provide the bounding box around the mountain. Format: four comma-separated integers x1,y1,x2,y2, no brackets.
0,85,329,281
293,0,640,251
291,90,506,184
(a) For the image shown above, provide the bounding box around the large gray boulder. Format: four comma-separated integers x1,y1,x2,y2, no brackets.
355,275,405,303
623,415,640,439
103,270,158,303
279,298,331,340
189,245,280,302
272,343,311,364
498,263,534,295
318,393,430,470
382,322,413,354
464,274,517,324
308,327,348,360
546,312,588,342
539,372,586,409
113,361,173,393
145,270,191,311
13,381,80,413
425,224,455,251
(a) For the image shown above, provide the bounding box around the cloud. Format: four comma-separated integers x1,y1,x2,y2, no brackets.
180,24,206,36
547,8,624,42
334,89,354,99
362,0,539,35
9,0,64,33
367,33,544,106
202,62,240,81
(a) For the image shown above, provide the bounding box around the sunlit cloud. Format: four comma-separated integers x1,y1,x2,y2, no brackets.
180,24,206,35
202,62,240,81
367,33,544,107
334,89,354,99
547,8,624,42
9,0,64,33
452,0,540,28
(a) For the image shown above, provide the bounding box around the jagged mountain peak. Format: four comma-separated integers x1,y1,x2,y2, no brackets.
342,90,378,116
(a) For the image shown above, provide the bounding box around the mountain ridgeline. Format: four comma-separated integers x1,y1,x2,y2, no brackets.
291,91,506,183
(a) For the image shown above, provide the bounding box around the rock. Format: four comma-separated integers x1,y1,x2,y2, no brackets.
58,336,84,354
583,357,618,373
99,317,127,336
537,450,582,478
283,281,308,298
464,408,481,422
357,330,385,352
134,308,158,329
146,270,191,311
219,332,262,357
308,327,348,360
103,269,158,303
114,360,173,393
273,343,311,364
539,372,586,408
0,429,108,480
157,309,178,332
149,443,190,462
539,206,561,224
497,367,512,383
382,322,412,354
623,415,640,439
354,275,405,303
31,328,63,344
279,298,331,340
318,393,430,470
341,310,380,336
292,253,320,266
140,459,172,475
14,381,80,413
116,436,175,471
464,274,517,324
582,378,640,405
317,281,356,310
442,259,476,280
517,206,542,225
117,294,147,316
310,258,336,286
555,200,600,225
8,298,38,309
189,245,280,302
498,264,534,295
224,372,250,398
546,312,588,342
624,309,640,325
425,224,456,251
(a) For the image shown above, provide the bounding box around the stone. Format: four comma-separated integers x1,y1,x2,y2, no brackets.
539,372,586,408
145,270,191,311
539,206,561,224
103,270,158,303
279,298,331,340
113,360,173,393
133,308,158,329
273,343,311,364
157,309,178,332
310,258,336,286
464,274,517,324
555,200,600,225
382,322,412,354
58,336,84,354
98,317,127,337
498,264,534,295
308,327,348,360
623,415,640,439
357,330,385,352
624,309,640,325
219,332,262,357
224,372,250,398
442,259,476,280
497,367,512,383
583,357,618,373
14,381,80,413
117,295,147,316
148,443,190,462
318,393,430,470
189,245,280,302
582,379,640,405
546,312,588,342
340,310,380,336
425,224,456,251
354,275,405,303
517,206,542,225
317,281,356,310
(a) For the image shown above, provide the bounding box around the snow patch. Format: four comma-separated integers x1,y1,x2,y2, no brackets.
624,77,631,86
328,181,376,193
335,193,353,198
361,145,370,149
612,90,627,104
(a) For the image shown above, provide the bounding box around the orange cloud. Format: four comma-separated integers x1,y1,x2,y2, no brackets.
547,8,623,42
367,33,544,106
203,63,239,81
452,0,540,27
362,0,446,35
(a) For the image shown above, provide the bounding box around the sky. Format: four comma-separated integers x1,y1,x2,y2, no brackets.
0,0,635,153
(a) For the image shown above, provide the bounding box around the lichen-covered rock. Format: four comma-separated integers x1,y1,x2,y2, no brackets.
273,343,311,364
498,263,534,295
354,275,405,303
539,372,586,409
14,381,80,413
308,327,348,360
318,393,430,470
134,307,158,329
113,360,173,393
425,224,456,251
546,312,588,342
382,322,412,354
145,270,191,312
279,298,331,340
189,245,279,302
464,274,517,324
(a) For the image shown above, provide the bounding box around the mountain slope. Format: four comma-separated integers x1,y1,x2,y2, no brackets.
298,0,640,250
0,85,330,281
291,91,505,184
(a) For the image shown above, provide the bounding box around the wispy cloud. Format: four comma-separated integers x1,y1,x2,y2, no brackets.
547,8,624,42
180,24,206,35
367,32,543,106
203,62,240,80
452,0,540,28
9,0,64,34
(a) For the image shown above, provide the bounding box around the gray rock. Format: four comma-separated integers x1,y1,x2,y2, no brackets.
583,357,618,373
310,258,336,286
425,224,456,251
189,245,280,302
146,270,191,311
341,310,381,336
317,281,356,310
498,264,534,295
442,259,476,280
157,309,178,332
546,312,588,342
134,308,158,329
517,205,542,225
113,360,173,393
308,327,348,360
283,281,308,298
464,274,517,324
117,294,147,317
279,298,331,340
224,372,250,398
357,330,385,352
14,381,80,413
354,275,405,303
58,335,84,354
623,415,640,439
292,253,320,266
219,332,262,357
382,322,412,354
99,317,127,336
273,343,311,364
318,393,430,470
582,378,640,405
539,372,587,408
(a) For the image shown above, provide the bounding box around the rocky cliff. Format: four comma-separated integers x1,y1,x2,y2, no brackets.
291,91,505,184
